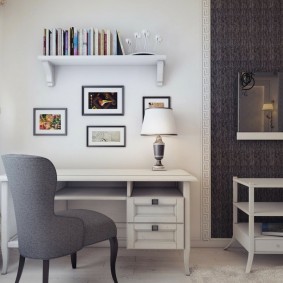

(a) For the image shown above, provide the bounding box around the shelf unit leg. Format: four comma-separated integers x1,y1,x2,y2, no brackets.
245,252,254,273
224,237,236,250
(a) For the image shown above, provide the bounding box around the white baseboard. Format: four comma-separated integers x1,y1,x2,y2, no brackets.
191,238,240,248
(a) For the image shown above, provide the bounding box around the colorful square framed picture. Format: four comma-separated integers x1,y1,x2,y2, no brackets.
142,96,171,118
33,108,67,136
82,86,124,115
87,126,126,147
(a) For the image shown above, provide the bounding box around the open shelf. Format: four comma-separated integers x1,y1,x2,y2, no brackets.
55,186,127,201
234,202,283,216
38,55,166,87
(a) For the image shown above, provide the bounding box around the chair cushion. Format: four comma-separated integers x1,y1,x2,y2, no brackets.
56,209,117,246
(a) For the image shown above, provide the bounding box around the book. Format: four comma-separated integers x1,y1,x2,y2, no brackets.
64,30,69,55
73,28,78,55
69,27,74,55
82,28,88,55
78,28,83,55
89,28,94,55
43,29,46,55
112,29,117,55
262,223,283,236
57,28,62,55
106,30,112,55
100,29,105,55
94,28,100,55
116,30,125,55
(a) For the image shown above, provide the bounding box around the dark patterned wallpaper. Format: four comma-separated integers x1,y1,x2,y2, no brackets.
211,0,283,238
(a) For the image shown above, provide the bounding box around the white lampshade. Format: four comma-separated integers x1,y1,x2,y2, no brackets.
262,103,274,111
141,108,177,135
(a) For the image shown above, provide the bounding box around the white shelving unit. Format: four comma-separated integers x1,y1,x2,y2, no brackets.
38,55,166,87
225,177,283,273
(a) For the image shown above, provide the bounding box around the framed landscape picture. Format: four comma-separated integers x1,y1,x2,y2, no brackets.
82,85,124,115
142,96,171,118
87,126,126,147
33,108,67,136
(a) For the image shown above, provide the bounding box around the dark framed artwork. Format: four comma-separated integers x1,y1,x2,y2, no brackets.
142,96,171,118
87,126,126,147
33,108,67,136
82,85,124,115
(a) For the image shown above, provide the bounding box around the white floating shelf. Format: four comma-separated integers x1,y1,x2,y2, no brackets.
38,55,166,87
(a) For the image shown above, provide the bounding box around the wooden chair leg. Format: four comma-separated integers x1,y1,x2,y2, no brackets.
43,260,49,283
71,252,77,269
109,236,118,283
15,255,25,283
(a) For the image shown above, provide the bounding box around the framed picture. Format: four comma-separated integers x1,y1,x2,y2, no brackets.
82,85,124,115
33,108,67,136
142,96,171,118
87,126,126,147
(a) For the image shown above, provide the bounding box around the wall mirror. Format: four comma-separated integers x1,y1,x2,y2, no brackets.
237,71,283,140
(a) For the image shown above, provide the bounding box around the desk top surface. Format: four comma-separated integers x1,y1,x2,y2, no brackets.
0,169,197,182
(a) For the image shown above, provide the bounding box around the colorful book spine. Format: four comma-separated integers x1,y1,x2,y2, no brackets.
43,29,46,55
43,27,125,56
73,28,78,55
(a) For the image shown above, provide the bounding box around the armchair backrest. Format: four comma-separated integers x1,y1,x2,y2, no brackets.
2,154,58,255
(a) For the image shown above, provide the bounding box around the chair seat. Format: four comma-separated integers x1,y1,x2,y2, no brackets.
56,209,117,246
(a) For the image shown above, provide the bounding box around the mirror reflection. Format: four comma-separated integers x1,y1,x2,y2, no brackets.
238,72,283,133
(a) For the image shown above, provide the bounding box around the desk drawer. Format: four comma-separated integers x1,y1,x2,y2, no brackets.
127,223,184,249
127,197,184,223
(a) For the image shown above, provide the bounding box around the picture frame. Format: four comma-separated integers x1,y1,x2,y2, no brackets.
82,85,124,115
142,96,171,118
33,108,67,136
87,126,126,147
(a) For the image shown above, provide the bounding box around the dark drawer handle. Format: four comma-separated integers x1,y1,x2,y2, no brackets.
152,199,159,205
152,225,159,231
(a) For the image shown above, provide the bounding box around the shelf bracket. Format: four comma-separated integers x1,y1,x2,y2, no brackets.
156,60,164,86
41,61,55,87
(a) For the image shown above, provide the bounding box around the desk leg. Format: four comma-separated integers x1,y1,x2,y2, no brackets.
183,181,190,275
1,181,17,275
1,182,9,274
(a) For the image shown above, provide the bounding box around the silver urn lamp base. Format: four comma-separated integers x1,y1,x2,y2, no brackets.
152,135,166,171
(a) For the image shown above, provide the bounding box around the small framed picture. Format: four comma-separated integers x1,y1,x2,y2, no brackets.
142,96,171,118
82,85,124,115
87,126,126,147
33,108,67,136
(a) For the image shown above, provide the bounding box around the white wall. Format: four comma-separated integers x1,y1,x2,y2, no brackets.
0,0,203,241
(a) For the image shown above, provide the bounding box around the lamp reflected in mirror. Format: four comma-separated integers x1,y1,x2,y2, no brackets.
262,100,274,131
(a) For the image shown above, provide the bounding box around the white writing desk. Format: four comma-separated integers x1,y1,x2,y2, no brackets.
0,169,197,275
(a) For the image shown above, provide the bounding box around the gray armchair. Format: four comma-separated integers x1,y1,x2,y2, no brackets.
2,154,118,283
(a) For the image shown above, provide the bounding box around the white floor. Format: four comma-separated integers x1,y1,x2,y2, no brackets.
1,247,283,283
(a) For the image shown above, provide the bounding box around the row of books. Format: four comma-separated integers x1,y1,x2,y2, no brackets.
43,28,125,56
262,223,283,236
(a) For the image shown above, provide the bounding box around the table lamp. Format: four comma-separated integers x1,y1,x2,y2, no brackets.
141,107,177,170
